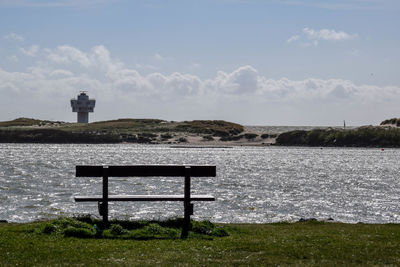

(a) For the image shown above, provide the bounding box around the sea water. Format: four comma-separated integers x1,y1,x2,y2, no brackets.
0,144,399,223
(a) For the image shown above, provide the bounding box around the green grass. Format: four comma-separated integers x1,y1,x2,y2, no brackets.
1,219,399,266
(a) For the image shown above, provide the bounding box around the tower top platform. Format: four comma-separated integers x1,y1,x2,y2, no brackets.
71,92,96,123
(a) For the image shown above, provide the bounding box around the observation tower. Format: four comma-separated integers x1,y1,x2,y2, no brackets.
70,92,96,123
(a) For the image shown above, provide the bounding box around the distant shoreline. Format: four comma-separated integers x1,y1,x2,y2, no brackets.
1,117,400,147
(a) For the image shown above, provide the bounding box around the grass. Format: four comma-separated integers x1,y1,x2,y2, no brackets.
0,117,63,127
1,219,400,266
174,120,244,136
59,119,244,138
59,118,167,133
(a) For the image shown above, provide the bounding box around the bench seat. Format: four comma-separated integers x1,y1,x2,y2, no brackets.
75,194,215,202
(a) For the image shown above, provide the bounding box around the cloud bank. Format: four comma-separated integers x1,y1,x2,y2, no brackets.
0,44,398,125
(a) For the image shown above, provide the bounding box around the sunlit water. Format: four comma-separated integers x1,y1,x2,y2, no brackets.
0,144,399,223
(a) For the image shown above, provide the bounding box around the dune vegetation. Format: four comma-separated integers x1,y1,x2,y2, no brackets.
276,126,400,147
3,117,400,147
0,118,244,144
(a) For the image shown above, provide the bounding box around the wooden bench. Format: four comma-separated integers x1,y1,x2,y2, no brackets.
74,165,216,238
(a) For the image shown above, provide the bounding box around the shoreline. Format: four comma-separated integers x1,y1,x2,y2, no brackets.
2,117,400,147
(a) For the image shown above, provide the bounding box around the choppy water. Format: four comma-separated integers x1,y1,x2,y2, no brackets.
0,144,399,223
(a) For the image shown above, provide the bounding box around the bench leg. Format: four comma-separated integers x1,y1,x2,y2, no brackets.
181,167,191,238
102,168,109,224
98,202,104,216
102,201,108,224
98,201,108,221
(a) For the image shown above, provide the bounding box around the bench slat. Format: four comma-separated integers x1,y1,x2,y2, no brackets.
75,194,215,202
76,165,216,177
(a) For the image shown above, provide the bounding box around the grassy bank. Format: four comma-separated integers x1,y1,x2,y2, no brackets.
1,218,399,266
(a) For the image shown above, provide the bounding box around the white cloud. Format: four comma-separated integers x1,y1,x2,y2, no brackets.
0,44,398,125
154,53,164,61
153,53,174,62
288,27,358,46
4,33,24,41
20,45,40,56
45,45,91,67
211,65,259,94
303,27,357,41
287,35,300,43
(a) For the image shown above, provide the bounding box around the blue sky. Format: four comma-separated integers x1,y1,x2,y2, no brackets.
0,0,399,125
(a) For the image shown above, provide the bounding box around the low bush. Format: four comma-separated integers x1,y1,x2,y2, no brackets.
380,118,399,125
109,224,128,236
128,225,179,240
244,133,258,140
202,135,214,141
211,227,230,237
220,135,244,141
160,133,173,139
178,137,187,143
42,223,57,234
138,132,157,138
261,134,269,139
39,217,229,240
63,226,95,238
191,220,228,237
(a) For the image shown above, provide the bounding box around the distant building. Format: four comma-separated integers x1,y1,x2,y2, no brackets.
70,92,96,123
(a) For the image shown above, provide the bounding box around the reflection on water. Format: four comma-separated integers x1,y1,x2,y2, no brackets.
0,144,399,223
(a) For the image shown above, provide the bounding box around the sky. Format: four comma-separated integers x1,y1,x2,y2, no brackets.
0,0,399,126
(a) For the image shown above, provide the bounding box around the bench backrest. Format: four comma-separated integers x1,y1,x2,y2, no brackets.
76,165,216,177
